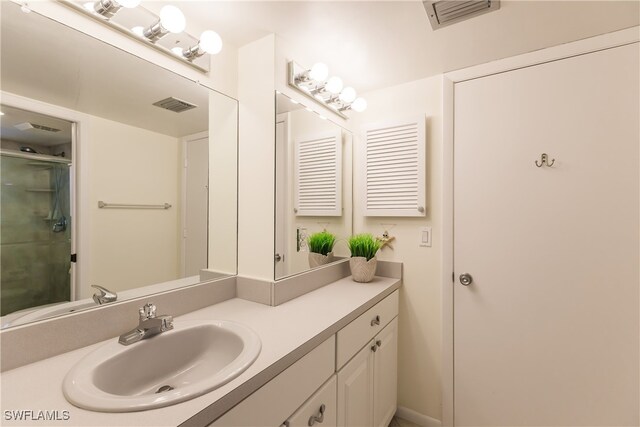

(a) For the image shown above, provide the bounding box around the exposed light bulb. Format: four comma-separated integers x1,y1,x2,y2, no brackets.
131,26,144,36
339,87,357,103
351,97,367,112
199,30,223,54
171,47,184,56
160,5,186,34
325,76,343,94
309,63,329,81
116,0,140,7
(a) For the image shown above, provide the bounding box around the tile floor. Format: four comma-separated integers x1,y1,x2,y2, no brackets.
389,416,421,427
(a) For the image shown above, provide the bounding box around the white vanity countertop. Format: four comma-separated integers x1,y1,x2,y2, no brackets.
0,276,400,426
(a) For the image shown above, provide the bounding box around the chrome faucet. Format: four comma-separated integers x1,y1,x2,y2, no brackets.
92,285,117,305
118,303,174,346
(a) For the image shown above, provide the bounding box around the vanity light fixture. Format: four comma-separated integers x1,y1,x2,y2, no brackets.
141,5,186,42
288,61,367,119
84,0,140,20
61,1,223,72
180,30,223,61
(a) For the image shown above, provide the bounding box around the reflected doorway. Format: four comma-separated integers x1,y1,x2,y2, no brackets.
0,105,74,316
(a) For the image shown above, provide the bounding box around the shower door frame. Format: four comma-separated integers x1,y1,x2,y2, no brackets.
440,27,640,427
1,91,90,303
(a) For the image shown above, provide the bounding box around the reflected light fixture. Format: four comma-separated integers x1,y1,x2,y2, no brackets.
288,61,367,119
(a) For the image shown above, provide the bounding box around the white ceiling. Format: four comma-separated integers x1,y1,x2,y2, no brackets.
0,105,73,147
144,0,640,94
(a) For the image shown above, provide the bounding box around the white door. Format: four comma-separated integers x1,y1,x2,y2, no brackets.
454,44,639,426
337,340,375,427
373,318,398,427
184,136,209,277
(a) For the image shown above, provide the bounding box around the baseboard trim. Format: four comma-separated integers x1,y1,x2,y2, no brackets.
396,406,442,427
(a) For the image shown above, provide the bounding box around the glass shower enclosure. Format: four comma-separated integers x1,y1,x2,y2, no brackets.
1,151,72,316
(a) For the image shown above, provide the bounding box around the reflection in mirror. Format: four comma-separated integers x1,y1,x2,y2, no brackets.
0,2,238,328
275,92,352,280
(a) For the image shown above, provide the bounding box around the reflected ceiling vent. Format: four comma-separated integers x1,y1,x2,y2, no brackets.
152,97,197,113
423,0,500,30
14,122,62,132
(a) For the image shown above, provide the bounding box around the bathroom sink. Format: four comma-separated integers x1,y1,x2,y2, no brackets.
63,320,261,412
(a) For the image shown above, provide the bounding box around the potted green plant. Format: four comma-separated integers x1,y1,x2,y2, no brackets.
307,231,337,268
347,233,382,283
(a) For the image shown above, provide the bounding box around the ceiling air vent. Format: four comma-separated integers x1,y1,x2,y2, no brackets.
152,97,197,113
423,0,500,30
14,122,61,132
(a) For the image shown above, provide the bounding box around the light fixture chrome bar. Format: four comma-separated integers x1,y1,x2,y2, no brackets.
142,20,166,42
93,0,121,18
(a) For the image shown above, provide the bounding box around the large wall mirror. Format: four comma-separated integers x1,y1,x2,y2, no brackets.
0,2,238,328
275,92,352,280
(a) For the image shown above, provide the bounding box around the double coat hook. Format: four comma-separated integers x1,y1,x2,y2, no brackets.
535,153,555,168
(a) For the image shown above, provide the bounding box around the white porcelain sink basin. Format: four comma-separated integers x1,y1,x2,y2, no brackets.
63,320,261,412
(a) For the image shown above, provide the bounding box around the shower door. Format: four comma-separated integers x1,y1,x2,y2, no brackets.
453,43,639,425
0,153,72,316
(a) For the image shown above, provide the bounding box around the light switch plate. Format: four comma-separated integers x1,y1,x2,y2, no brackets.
419,227,432,247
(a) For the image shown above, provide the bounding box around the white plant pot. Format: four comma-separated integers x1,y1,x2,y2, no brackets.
349,256,377,283
308,252,334,268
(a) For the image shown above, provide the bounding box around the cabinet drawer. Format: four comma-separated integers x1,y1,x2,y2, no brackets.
210,336,335,426
336,290,398,369
284,375,337,427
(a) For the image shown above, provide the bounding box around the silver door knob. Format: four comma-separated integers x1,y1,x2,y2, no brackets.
459,273,473,286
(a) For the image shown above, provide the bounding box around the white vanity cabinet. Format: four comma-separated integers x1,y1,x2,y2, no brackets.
337,318,398,427
208,290,399,427
283,375,337,427
336,290,399,427
209,337,335,427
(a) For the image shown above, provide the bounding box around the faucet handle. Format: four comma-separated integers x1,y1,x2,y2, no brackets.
139,303,157,321
91,285,117,305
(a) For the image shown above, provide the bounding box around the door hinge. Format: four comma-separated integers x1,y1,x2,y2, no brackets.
71,253,77,263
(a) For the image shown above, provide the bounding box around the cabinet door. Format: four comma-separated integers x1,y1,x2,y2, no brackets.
286,375,337,427
373,317,398,427
337,340,375,427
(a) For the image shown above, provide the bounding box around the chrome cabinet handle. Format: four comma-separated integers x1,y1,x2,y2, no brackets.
308,404,325,426
459,273,473,286
275,253,283,262
371,315,381,326
371,344,378,352
376,339,382,348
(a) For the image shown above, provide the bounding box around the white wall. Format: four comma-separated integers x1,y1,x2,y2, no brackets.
237,35,276,280
208,93,238,275
85,116,181,298
353,76,444,421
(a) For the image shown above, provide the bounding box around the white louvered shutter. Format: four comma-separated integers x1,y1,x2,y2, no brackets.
294,130,342,216
364,117,426,217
